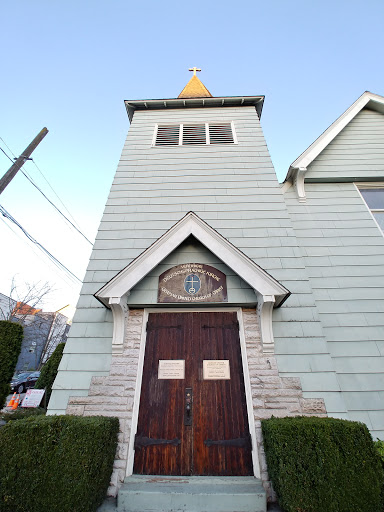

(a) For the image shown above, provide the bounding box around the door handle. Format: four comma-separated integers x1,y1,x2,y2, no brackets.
185,387,192,426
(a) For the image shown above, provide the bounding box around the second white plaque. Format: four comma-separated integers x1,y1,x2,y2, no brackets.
203,360,231,380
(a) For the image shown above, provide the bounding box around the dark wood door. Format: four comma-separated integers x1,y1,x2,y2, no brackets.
133,312,253,476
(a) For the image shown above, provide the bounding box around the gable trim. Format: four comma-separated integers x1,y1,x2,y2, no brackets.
95,212,290,354
286,91,384,199
96,212,289,306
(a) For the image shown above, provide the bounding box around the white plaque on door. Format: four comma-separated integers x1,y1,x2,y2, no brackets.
203,360,230,380
158,360,185,379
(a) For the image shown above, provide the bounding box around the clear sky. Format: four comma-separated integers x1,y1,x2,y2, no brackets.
0,0,383,314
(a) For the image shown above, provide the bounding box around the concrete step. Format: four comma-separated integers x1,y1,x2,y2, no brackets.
117,475,267,512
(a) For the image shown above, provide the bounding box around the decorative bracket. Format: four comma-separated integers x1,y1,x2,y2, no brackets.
256,293,276,353
294,167,307,203
109,294,129,354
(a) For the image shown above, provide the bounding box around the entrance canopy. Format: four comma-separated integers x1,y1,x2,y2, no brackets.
95,212,290,353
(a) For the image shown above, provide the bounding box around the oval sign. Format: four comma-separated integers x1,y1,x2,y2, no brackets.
184,273,201,295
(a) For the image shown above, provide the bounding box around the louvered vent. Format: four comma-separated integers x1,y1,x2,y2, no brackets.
154,123,235,146
183,124,206,145
155,125,180,145
208,123,234,144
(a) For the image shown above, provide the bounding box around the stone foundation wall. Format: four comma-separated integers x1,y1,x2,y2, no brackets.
67,309,144,496
66,308,326,499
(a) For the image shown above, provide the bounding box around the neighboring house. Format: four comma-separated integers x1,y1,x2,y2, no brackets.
47,75,384,502
0,292,17,320
15,310,70,370
0,292,70,371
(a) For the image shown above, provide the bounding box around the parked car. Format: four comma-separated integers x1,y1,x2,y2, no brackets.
10,371,40,394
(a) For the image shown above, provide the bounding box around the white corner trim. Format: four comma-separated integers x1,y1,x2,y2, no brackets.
95,212,289,307
237,308,261,478
286,92,384,183
294,167,307,203
126,309,149,476
257,293,276,353
109,295,129,354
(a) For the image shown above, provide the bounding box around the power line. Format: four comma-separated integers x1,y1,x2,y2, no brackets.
0,214,80,289
31,158,83,231
0,136,17,159
0,140,93,245
20,170,93,245
0,203,82,284
1,136,85,232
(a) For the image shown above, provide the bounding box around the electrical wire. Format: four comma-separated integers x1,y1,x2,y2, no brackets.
0,215,80,289
31,159,83,231
0,141,93,245
20,170,93,245
0,203,82,284
0,137,17,158
1,136,85,232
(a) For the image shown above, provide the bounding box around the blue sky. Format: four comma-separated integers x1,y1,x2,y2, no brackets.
0,0,383,312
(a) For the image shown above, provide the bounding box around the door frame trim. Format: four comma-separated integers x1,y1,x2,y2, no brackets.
126,307,261,478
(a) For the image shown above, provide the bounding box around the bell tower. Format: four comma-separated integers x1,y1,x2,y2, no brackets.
48,70,332,508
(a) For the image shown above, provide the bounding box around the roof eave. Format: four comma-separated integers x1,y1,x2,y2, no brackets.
285,91,384,182
125,96,265,123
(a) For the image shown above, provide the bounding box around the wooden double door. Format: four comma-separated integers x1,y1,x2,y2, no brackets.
134,311,253,476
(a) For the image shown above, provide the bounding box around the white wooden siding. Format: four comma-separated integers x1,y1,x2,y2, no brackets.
307,109,384,181
49,105,341,422
285,179,384,437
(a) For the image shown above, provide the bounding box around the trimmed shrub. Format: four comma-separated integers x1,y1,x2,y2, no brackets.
34,342,65,404
0,407,46,423
261,416,383,512
0,414,119,512
374,439,384,510
0,321,23,407
375,438,384,464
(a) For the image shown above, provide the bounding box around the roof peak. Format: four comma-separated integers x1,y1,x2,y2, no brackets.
178,68,213,98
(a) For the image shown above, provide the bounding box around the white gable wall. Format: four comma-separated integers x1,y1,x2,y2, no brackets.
306,109,384,180
284,107,384,438
128,237,257,306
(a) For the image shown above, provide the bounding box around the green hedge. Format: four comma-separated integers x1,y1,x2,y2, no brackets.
35,342,65,405
0,321,23,408
0,407,46,423
0,415,119,512
261,416,383,512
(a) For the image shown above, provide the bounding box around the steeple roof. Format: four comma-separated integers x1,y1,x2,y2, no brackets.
178,73,213,99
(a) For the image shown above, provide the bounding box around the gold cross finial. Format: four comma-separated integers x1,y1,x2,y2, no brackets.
189,67,201,76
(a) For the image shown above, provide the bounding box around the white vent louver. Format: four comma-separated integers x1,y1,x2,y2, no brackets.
208,123,234,144
154,123,235,146
183,124,206,145
155,125,180,145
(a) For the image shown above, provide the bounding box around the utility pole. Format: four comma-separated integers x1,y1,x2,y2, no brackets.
0,127,48,195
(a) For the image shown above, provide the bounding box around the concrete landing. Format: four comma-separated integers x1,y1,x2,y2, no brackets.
116,475,267,512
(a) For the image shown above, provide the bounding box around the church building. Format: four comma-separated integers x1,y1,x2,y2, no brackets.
48,70,384,508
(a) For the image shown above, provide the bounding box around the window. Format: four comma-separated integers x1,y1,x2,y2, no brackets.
358,186,384,233
154,123,236,146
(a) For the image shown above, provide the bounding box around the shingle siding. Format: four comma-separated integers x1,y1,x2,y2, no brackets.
285,107,384,438
306,109,384,181
50,104,341,418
